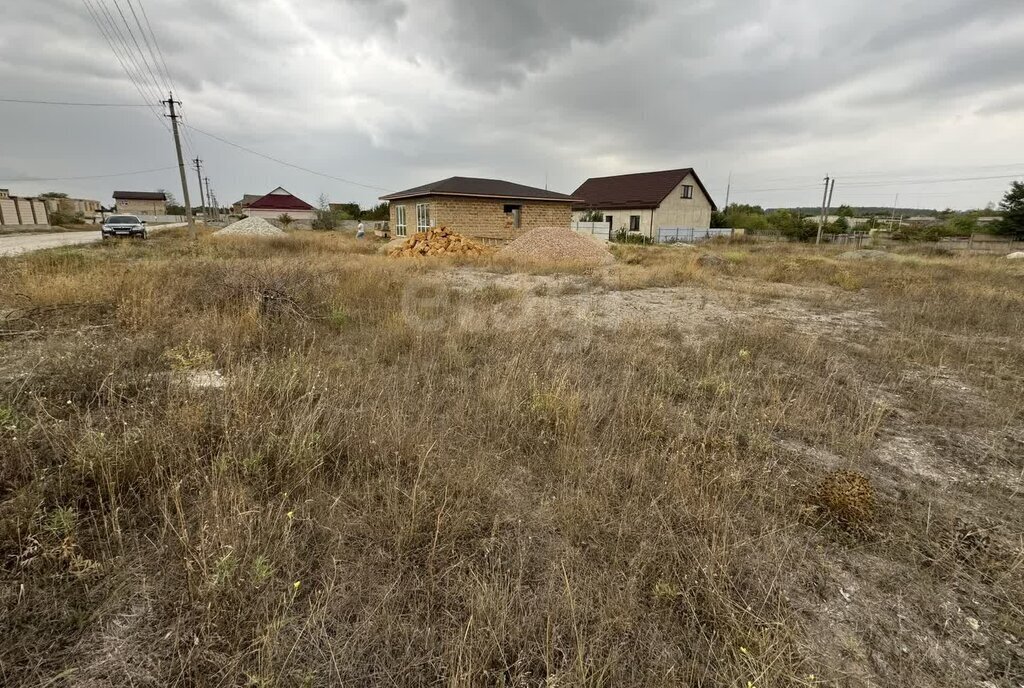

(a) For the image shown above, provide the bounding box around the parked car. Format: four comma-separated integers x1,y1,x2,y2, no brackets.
101,214,147,239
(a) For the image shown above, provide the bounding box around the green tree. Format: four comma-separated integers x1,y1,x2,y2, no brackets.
830,216,850,232
312,194,338,230
997,181,1024,236
767,209,815,241
836,204,855,218
361,202,390,221
332,202,361,220
580,209,605,222
948,214,977,236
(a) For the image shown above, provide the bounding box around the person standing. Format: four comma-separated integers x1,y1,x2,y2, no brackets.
356,221,365,239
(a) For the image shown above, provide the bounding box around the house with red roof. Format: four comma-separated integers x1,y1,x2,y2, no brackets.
572,168,717,239
242,187,316,222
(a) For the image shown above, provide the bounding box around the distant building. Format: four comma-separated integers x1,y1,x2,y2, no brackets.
42,196,101,216
113,191,167,215
0,188,49,227
243,187,316,221
380,176,578,240
571,168,716,239
231,194,262,215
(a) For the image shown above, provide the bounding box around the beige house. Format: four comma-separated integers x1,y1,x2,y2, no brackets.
380,176,578,241
113,191,167,215
572,168,716,240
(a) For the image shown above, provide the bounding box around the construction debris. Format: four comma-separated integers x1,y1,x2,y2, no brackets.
213,216,284,237
496,226,614,266
388,227,489,258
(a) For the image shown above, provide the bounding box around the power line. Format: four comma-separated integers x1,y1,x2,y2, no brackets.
125,0,172,94
0,98,152,107
841,173,1024,188
731,172,1023,195
0,165,178,182
82,0,169,133
183,122,391,192
727,162,1024,186
108,0,166,104
94,0,163,105
136,0,175,92
125,0,197,158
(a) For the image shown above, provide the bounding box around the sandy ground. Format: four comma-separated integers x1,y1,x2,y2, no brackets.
0,231,104,257
439,267,885,341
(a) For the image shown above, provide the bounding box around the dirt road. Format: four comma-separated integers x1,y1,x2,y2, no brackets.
0,231,101,257
0,223,187,257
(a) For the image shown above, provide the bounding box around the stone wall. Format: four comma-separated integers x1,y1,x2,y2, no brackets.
389,195,572,242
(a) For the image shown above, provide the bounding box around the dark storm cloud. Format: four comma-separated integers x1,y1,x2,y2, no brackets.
410,0,654,87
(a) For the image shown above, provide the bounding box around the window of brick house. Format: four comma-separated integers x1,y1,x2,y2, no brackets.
416,203,431,231
629,215,641,232
681,184,694,199
395,205,407,236
504,204,522,229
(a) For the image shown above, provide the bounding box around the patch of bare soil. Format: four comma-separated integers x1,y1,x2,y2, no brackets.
443,268,883,340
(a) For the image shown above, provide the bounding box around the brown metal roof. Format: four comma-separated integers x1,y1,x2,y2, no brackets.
380,176,579,202
113,191,167,201
572,168,717,211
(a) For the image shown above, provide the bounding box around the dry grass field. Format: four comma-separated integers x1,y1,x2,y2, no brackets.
1,229,1022,687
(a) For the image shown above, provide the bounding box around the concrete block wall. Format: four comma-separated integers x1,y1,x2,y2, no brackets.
389,195,572,242
31,200,48,225
0,199,17,225
16,199,34,224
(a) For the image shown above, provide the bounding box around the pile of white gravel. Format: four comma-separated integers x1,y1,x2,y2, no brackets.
213,216,284,237
497,226,614,266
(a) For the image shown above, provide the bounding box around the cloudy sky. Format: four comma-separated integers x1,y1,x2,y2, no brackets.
1,0,1022,211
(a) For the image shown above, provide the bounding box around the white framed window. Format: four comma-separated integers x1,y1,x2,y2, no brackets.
681,184,694,199
416,203,431,231
395,205,407,236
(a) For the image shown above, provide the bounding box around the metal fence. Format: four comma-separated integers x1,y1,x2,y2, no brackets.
571,221,611,241
656,227,734,244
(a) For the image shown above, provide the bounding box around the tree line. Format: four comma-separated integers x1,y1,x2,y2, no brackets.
711,181,1023,241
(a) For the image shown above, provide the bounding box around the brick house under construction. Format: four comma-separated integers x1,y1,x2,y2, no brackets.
380,177,579,241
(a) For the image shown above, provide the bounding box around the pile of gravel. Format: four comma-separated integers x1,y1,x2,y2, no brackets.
497,226,614,266
213,216,284,237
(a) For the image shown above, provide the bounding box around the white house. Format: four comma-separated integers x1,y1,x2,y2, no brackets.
243,187,316,221
572,168,717,240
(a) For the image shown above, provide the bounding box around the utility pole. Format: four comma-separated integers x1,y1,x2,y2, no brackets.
205,176,217,221
815,175,830,245
724,171,732,211
824,177,836,227
162,92,194,239
889,194,899,231
192,158,206,221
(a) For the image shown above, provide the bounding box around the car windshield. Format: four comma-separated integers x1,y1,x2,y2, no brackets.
106,216,139,224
